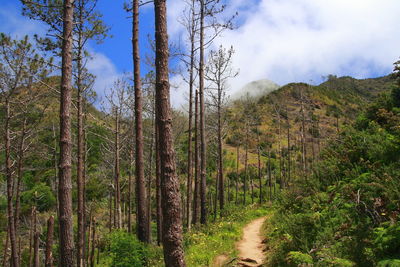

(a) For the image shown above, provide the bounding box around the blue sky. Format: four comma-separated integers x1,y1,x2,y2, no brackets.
1,0,400,107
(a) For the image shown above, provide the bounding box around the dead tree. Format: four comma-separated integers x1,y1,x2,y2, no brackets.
205,45,238,211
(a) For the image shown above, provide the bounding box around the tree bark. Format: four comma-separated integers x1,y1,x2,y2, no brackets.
192,90,200,225
243,127,248,205
45,216,54,267
199,0,207,225
236,146,239,204
90,218,96,267
133,0,150,243
217,83,224,211
76,1,86,264
128,146,134,233
114,110,122,229
58,0,75,265
257,130,262,204
14,119,27,235
33,232,40,267
4,99,19,267
155,119,162,246
154,0,186,265
186,0,196,231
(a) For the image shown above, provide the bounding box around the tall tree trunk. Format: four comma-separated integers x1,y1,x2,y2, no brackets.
133,0,150,243
268,150,272,201
213,170,219,221
76,50,85,267
33,232,40,267
199,0,207,225
2,227,9,267
257,130,262,204
90,218,96,267
128,146,134,233
155,120,162,246
243,127,248,205
14,119,27,235
29,207,35,267
192,90,200,225
45,216,54,267
108,190,112,233
300,90,307,176
154,1,186,265
114,112,122,229
76,1,86,264
147,116,155,241
59,0,75,265
217,84,224,211
236,146,239,204
4,99,18,267
186,0,196,230
287,108,291,185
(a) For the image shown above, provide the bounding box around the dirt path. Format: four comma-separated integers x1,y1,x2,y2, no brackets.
236,217,266,266
213,217,266,267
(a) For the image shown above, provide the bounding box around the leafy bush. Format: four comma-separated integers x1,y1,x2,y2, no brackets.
108,231,149,267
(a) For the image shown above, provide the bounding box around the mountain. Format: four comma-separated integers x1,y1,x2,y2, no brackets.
223,75,395,171
231,79,280,100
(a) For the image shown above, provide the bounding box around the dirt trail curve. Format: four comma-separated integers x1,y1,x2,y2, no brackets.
236,217,266,266
213,217,267,267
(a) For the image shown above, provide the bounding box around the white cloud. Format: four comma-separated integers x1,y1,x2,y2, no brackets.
0,4,46,39
167,0,400,107
85,50,124,105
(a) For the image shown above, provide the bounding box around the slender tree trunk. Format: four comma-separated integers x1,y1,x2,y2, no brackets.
300,90,307,176
90,218,96,267
45,216,54,267
4,99,19,267
76,1,86,264
14,119,27,235
186,0,196,230
154,1,186,265
147,117,155,241
2,227,9,267
33,232,40,267
257,130,262,204
192,90,200,225
76,50,85,267
128,146,134,233
199,0,207,225
108,190,112,233
287,109,291,185
213,170,219,221
114,112,122,229
236,146,239,204
29,207,35,267
268,150,272,201
217,85,224,211
133,0,150,243
243,127,248,205
59,0,75,264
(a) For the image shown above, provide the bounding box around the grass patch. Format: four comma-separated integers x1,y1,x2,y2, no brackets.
184,204,269,267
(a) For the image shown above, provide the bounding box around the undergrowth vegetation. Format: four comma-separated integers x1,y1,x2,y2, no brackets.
264,86,400,267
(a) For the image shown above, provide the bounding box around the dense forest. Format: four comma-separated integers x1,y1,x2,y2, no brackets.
1,0,400,267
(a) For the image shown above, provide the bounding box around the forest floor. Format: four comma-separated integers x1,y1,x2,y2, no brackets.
213,216,267,267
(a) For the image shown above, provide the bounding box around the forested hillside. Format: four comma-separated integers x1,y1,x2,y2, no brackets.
264,81,400,267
